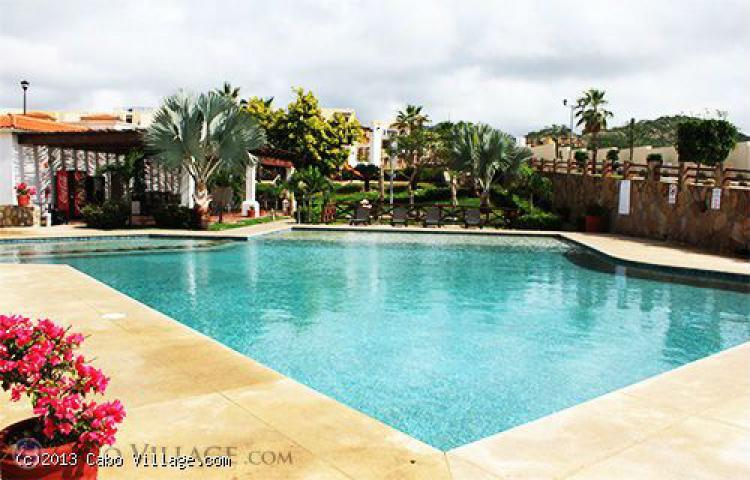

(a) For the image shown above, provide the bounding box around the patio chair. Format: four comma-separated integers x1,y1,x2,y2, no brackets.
350,206,371,225
423,206,442,228
464,208,484,229
391,207,409,227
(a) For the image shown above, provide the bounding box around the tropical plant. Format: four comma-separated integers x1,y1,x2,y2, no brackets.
575,89,613,174
574,150,588,168
646,152,663,163
96,148,146,208
0,314,126,450
606,148,619,171
450,123,530,207
145,91,266,228
515,163,552,210
285,166,332,223
354,163,380,192
215,81,246,106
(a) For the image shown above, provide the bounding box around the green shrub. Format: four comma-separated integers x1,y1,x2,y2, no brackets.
153,205,196,229
334,183,362,194
419,167,448,185
646,152,663,162
515,211,562,230
414,185,451,202
81,201,130,229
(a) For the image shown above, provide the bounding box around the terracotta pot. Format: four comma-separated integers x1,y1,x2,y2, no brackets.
584,215,604,233
0,418,99,480
16,194,30,207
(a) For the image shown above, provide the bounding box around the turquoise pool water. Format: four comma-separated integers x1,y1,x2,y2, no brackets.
8,231,750,450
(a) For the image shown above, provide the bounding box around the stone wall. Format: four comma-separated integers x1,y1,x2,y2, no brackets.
0,205,40,227
547,173,750,255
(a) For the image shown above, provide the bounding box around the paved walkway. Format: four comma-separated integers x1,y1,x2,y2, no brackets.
0,222,748,478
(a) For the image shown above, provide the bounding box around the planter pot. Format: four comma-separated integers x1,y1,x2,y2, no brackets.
0,418,98,480
16,195,30,207
584,215,605,233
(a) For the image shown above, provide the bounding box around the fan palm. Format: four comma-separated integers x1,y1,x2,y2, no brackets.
575,89,613,174
453,123,530,207
145,91,266,228
215,82,246,106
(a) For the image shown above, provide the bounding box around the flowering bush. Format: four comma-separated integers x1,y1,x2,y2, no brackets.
14,183,36,196
0,315,125,449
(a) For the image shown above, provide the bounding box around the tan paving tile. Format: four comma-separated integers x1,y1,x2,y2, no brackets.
566,416,750,480
445,455,503,480
223,379,445,480
700,396,750,432
106,392,349,480
449,391,685,479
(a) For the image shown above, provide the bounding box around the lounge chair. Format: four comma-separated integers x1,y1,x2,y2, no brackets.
423,206,442,228
391,207,409,227
350,206,371,225
464,208,484,229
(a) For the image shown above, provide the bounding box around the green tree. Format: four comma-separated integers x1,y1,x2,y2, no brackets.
677,119,738,167
354,163,380,192
146,91,266,228
246,88,362,174
575,89,613,173
515,163,552,210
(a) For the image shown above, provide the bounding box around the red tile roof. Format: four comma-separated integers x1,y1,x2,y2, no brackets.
0,114,89,133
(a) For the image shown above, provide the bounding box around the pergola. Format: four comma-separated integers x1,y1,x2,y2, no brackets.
13,129,296,219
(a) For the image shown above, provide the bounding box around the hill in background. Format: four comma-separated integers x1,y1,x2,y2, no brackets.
596,115,750,149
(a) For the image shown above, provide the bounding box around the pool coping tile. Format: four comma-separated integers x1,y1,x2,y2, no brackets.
0,221,748,479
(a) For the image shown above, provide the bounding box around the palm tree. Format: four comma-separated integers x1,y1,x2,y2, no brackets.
392,105,435,204
286,166,332,223
393,104,429,134
215,81,247,106
575,89,613,174
146,91,266,228
453,123,530,207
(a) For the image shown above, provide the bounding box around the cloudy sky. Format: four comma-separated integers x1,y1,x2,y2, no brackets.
1,0,748,135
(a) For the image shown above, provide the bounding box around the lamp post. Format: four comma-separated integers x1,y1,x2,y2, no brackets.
20,80,30,114
389,139,396,205
563,98,575,160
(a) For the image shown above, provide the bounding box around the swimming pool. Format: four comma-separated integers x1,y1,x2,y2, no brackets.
6,231,749,450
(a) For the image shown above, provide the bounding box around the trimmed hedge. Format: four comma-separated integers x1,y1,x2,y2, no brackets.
515,211,562,230
81,201,130,230
153,205,197,229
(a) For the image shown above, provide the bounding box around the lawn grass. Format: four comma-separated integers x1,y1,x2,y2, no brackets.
208,216,286,231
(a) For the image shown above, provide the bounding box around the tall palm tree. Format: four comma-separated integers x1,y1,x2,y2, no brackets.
146,91,266,228
393,104,429,134
575,89,613,174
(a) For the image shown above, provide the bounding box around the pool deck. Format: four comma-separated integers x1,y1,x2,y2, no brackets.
0,221,748,479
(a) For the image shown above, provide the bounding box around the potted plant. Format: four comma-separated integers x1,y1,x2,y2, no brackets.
574,150,588,173
0,315,125,480
584,203,608,233
14,183,36,207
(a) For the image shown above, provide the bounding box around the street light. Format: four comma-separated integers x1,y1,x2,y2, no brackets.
20,80,30,114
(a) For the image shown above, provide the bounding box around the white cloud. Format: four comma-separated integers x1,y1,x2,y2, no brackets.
0,0,748,135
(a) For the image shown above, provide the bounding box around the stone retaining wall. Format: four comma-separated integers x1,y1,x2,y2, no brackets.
0,205,39,227
547,174,750,255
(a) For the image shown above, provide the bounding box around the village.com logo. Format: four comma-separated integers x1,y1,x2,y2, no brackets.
12,438,41,470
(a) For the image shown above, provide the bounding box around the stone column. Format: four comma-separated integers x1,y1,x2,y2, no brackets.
241,163,260,217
